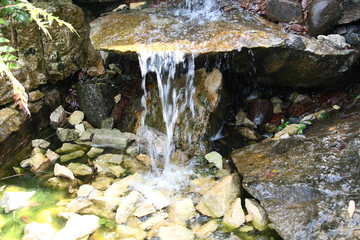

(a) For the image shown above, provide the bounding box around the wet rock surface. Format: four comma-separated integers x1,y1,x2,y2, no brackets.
231,103,360,239
0,0,87,106
89,8,359,88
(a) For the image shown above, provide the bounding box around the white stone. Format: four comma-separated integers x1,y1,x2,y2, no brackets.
317,34,350,49
157,225,194,240
114,93,122,103
116,224,146,240
91,129,129,149
65,198,93,213
274,124,300,138
30,153,50,173
77,184,95,198
222,198,246,230
50,105,67,128
129,1,146,9
75,123,85,136
20,159,31,168
54,163,75,181
32,139,50,149
115,190,142,224
245,198,268,231
0,190,35,213
196,174,240,218
194,219,218,239
204,151,223,169
45,149,60,163
54,214,99,240
68,110,84,126
168,198,195,222
133,202,156,218
23,222,55,240
109,165,125,177
140,211,168,230
90,196,120,211
280,133,290,139
241,118,256,129
104,174,140,198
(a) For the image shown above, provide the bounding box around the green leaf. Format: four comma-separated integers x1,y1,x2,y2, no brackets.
2,54,18,61
0,46,17,52
6,62,19,69
0,18,8,26
98,218,107,225
105,221,115,229
0,37,10,43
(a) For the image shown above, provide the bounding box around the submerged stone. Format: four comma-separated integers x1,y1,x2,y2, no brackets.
59,150,85,162
0,190,35,213
54,213,100,240
23,222,55,240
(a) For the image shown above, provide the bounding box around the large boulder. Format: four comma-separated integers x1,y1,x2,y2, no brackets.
231,104,360,239
90,9,359,88
0,0,87,106
77,83,116,128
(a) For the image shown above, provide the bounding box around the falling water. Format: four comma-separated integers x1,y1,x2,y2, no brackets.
138,51,196,175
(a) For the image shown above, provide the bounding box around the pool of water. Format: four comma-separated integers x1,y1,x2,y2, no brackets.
0,127,282,239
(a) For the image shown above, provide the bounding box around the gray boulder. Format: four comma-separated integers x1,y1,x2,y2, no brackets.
77,84,115,128
231,104,360,239
307,0,342,36
265,0,303,23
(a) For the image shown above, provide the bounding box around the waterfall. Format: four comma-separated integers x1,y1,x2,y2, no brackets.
138,51,196,175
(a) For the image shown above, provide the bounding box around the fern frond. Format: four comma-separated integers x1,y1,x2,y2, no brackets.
16,0,80,38
0,57,30,115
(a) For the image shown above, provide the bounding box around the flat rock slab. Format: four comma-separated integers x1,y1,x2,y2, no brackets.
231,105,360,239
90,8,352,55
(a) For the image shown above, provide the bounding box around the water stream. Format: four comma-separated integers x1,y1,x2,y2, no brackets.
138,51,196,174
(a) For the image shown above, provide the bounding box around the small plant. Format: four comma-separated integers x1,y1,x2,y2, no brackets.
277,118,289,131
98,218,116,229
318,112,328,121
296,121,307,135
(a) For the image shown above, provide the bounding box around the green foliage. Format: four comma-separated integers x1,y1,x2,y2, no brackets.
99,218,116,229
296,121,307,135
0,0,78,115
277,118,289,131
318,112,328,121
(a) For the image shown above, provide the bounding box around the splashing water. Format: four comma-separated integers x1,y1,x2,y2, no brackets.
138,51,196,175
177,0,222,22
